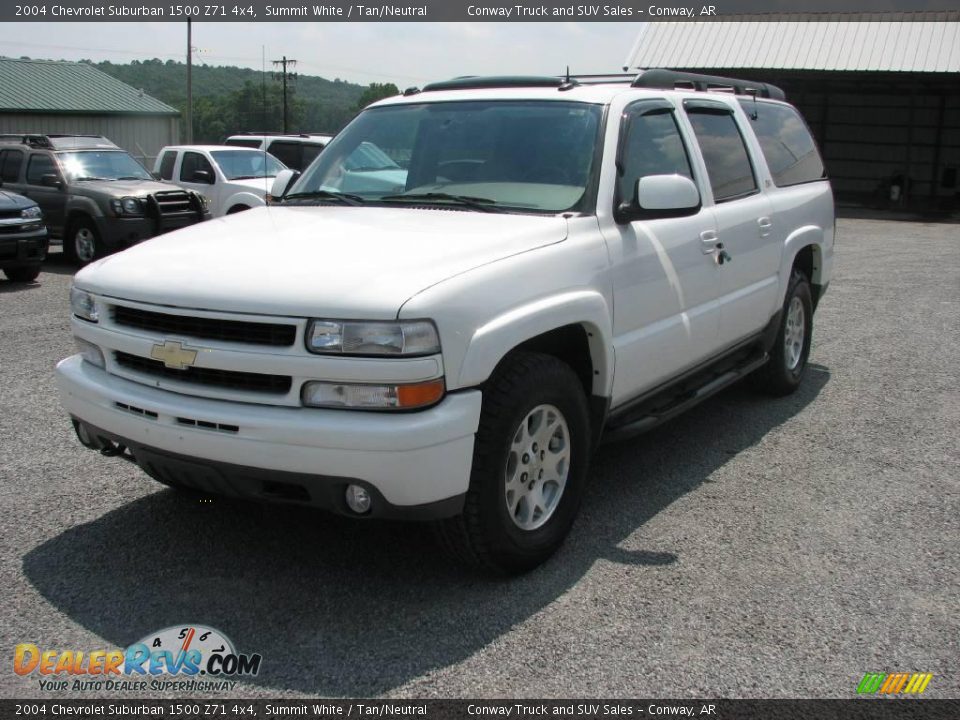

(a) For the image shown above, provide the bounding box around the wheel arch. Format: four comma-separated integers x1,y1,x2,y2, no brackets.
456,290,614,400
780,227,826,309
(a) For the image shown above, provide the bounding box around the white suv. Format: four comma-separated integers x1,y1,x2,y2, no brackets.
223,133,333,171
57,70,833,574
154,145,288,217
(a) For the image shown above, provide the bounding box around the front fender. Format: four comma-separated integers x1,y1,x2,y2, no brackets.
457,290,614,396
66,195,105,220
220,191,265,216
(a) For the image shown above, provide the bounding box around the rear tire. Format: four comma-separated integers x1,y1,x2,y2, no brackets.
65,217,102,266
2,265,41,282
753,269,813,396
435,352,591,575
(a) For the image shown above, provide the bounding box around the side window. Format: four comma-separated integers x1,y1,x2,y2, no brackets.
266,141,302,169
686,108,758,202
158,151,177,180
739,100,826,187
1,150,24,182
618,106,693,203
180,152,213,182
26,153,57,185
300,143,324,168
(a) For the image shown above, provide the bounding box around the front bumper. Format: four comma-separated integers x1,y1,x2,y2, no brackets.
0,225,49,268
94,211,209,250
56,355,482,518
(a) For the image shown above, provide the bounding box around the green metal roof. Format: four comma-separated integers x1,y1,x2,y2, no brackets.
0,58,179,116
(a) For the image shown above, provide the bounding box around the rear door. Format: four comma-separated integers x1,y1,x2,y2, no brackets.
684,100,780,348
604,99,723,402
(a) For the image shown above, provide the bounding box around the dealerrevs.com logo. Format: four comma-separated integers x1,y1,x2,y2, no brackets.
14,625,262,692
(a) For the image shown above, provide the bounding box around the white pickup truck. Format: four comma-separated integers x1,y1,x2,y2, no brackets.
153,145,287,217
57,70,833,574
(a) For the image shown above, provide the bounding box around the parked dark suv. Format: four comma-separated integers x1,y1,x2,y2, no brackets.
0,134,210,265
0,187,48,282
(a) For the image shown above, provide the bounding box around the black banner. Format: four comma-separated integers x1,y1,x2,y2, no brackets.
2,700,960,720
2,0,958,22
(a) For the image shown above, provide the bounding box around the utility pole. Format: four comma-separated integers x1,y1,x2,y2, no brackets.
186,16,193,143
271,56,297,133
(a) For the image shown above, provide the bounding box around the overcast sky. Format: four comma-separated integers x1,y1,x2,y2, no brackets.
3,22,647,87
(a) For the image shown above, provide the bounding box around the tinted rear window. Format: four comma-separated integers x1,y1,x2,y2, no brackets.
739,100,826,187
225,138,263,149
158,151,177,180
686,108,757,202
0,149,23,182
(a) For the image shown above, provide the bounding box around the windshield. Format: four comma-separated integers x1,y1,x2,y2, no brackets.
59,151,152,181
291,100,603,213
211,149,286,179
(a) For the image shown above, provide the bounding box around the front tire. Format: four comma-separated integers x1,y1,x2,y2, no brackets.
436,352,591,575
753,269,813,396
65,218,102,266
2,265,41,282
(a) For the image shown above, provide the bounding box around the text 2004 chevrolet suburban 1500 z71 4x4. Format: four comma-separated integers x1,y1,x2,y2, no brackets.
57,70,834,574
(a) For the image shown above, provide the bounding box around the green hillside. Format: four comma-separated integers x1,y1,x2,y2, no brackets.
94,58,369,142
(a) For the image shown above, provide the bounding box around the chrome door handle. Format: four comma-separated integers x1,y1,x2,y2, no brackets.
700,229,720,254
758,217,773,237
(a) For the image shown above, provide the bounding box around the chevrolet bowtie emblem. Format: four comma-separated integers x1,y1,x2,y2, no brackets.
150,340,198,370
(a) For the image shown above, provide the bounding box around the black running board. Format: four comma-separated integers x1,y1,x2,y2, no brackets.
602,352,769,444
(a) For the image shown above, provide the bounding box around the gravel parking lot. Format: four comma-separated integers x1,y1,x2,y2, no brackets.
1,218,957,699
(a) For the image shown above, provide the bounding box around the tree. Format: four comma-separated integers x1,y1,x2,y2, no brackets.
354,83,400,111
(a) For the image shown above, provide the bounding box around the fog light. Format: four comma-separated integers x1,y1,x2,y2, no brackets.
345,484,372,515
74,337,105,368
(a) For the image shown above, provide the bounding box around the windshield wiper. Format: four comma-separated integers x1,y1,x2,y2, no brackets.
282,190,365,206
117,176,148,181
74,176,111,181
379,192,498,213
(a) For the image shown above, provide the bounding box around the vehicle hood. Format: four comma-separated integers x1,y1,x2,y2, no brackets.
77,206,568,318
226,177,271,195
71,179,187,198
0,189,36,210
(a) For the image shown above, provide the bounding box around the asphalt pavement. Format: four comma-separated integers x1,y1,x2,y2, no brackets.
1,218,957,699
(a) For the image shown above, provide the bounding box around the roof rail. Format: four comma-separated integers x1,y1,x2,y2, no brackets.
631,69,786,100
0,133,115,149
415,69,785,100
421,76,575,92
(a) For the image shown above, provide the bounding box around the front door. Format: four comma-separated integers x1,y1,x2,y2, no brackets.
603,100,724,405
24,152,67,236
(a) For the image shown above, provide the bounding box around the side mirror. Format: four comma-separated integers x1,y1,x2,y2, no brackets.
268,169,298,202
192,170,214,184
616,174,701,223
41,173,64,189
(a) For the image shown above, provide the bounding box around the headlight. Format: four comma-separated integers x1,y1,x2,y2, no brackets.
74,337,105,369
195,193,209,211
21,205,42,220
305,320,440,356
110,197,144,216
70,287,99,322
301,379,445,410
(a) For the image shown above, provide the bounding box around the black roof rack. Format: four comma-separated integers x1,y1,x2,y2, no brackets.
630,69,785,100
421,76,571,92
0,133,117,149
414,69,785,100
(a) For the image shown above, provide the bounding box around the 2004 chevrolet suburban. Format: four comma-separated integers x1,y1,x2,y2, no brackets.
57,70,834,574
